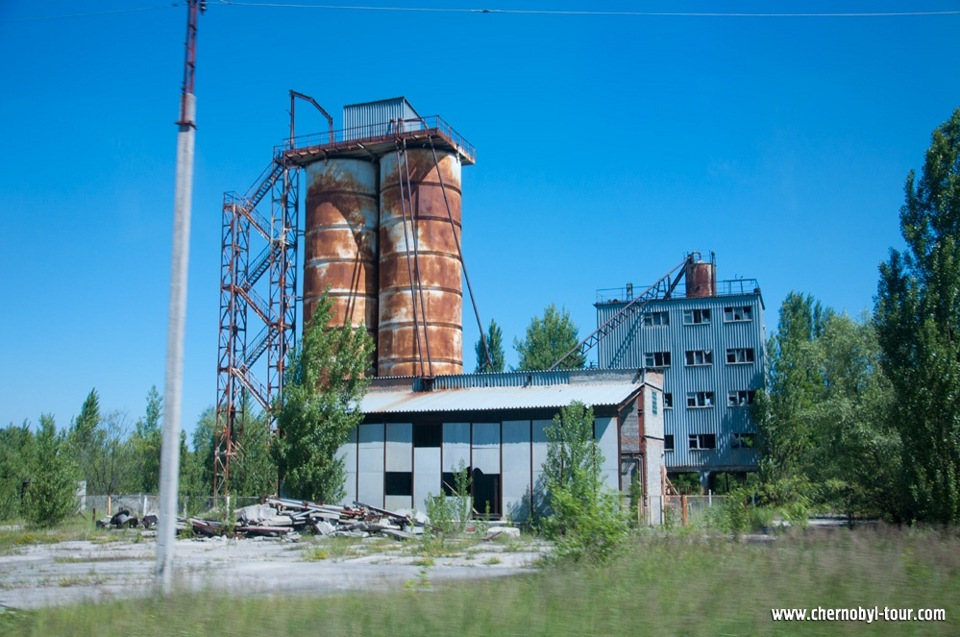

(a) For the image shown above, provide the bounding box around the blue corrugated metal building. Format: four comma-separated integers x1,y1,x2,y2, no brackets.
595,257,766,486
343,97,423,140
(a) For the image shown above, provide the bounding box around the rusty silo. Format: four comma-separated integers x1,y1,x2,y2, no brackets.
684,252,717,298
303,158,379,344
377,149,464,377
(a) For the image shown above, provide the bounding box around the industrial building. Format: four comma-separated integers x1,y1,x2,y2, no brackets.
339,369,665,523
593,254,766,488
217,95,668,520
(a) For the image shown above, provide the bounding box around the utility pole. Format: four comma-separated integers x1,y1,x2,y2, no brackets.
157,0,205,595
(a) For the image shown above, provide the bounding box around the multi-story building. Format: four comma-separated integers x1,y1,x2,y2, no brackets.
594,254,766,488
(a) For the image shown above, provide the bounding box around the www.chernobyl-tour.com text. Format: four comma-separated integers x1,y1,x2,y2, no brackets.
771,606,946,623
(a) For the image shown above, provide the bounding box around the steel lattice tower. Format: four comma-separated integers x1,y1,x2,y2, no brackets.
215,157,298,501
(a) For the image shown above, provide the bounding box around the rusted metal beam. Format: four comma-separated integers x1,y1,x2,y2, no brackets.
549,256,692,370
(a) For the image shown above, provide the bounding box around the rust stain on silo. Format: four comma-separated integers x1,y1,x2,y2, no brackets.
303,159,379,349
378,149,464,377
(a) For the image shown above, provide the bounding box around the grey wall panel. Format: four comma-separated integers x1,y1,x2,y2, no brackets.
385,495,413,511
337,427,359,505
442,422,470,471
595,416,619,490
357,423,385,506
532,419,551,491
385,422,412,472
502,420,532,520
414,447,442,511
472,422,500,473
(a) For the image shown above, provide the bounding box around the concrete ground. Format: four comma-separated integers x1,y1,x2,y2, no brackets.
0,532,548,610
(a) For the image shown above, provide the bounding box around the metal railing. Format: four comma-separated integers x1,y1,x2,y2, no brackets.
597,279,761,304
281,115,476,163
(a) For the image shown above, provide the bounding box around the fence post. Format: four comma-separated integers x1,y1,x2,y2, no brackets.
708,490,713,507
107,494,112,517
681,494,688,527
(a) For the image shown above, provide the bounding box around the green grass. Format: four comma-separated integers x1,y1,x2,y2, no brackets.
0,516,116,554
2,525,959,636
302,535,365,561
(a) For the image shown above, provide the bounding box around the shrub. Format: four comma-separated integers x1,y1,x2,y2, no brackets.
541,402,627,562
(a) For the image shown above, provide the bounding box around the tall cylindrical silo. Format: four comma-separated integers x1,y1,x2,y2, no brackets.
303,158,379,347
378,149,463,377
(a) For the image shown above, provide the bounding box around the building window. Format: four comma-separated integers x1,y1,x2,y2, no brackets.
413,423,442,447
727,390,757,407
384,472,413,496
683,308,711,325
651,391,658,415
723,306,753,322
664,393,673,409
689,433,717,450
684,350,714,366
726,348,756,364
686,391,715,408
644,351,672,368
733,433,756,449
664,434,674,452
643,311,669,326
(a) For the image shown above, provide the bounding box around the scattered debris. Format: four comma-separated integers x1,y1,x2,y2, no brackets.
96,509,142,530
93,497,521,543
174,498,426,540
484,526,521,541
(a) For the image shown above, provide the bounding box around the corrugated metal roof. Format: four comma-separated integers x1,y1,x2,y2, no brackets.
361,380,644,414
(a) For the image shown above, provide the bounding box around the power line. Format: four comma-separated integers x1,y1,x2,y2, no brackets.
5,1,956,21
1,3,185,23
215,1,960,18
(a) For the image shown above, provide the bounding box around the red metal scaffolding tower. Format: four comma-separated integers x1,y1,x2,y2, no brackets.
215,155,298,501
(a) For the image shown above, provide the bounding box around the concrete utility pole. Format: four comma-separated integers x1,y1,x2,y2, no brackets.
157,0,204,595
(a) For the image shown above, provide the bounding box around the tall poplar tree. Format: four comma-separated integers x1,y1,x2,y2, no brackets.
131,386,163,493
875,107,960,523
755,292,829,494
69,389,103,489
474,318,505,373
272,293,375,503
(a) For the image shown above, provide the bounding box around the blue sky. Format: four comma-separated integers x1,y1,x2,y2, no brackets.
1,1,958,439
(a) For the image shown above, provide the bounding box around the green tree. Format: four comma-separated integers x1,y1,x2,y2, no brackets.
22,415,78,527
514,304,585,371
541,401,626,562
88,410,135,497
757,293,899,517
876,107,960,523
131,386,163,493
474,319,505,373
809,314,898,517
228,409,277,498
272,293,375,503
0,422,36,520
69,388,103,488
755,292,828,498
184,406,217,499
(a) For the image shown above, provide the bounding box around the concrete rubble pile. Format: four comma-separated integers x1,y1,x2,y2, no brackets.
179,498,425,540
